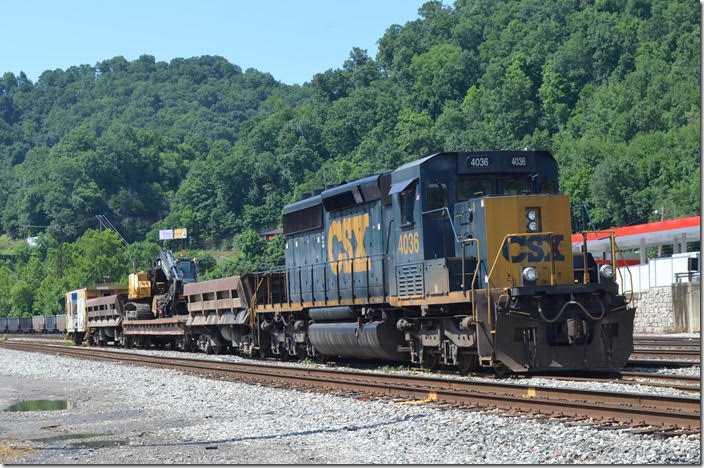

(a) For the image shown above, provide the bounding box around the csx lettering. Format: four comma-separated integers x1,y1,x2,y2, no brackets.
501,235,565,262
397,232,420,255
327,213,370,275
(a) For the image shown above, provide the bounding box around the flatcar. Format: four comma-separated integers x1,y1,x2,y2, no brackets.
75,151,635,374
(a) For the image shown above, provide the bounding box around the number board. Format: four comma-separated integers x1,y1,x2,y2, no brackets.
457,151,537,174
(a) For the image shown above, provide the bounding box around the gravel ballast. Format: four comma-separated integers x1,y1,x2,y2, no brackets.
0,348,700,464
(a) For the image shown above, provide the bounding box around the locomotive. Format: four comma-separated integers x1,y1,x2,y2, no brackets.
76,150,636,374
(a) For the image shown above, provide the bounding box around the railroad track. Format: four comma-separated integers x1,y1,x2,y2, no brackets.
538,370,700,393
1,341,699,432
631,336,701,363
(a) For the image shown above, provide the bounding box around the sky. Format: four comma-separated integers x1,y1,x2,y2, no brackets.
0,0,432,85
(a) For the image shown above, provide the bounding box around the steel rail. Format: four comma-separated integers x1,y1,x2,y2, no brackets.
1,341,699,431
540,371,700,393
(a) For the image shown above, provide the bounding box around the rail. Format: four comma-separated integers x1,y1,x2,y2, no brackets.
2,341,699,431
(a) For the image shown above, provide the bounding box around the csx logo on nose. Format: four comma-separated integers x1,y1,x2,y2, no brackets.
327,213,370,275
501,235,565,262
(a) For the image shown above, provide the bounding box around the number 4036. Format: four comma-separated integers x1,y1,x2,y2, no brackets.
398,232,419,254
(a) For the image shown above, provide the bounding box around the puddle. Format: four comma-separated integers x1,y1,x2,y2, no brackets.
4,400,74,412
31,433,111,443
68,439,127,449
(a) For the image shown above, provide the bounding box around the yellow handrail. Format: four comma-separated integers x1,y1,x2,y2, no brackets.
458,237,481,321
578,230,634,306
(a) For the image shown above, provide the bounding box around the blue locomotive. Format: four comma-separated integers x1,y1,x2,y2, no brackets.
251,150,635,373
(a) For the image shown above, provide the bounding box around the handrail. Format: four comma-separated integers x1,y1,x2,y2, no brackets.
578,230,634,307
421,206,482,318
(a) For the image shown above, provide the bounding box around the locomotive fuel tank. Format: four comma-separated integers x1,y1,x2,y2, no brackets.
308,320,407,361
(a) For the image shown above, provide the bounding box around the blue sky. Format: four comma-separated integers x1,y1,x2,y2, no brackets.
0,0,432,85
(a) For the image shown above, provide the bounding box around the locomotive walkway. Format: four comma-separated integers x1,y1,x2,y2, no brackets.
1,341,699,432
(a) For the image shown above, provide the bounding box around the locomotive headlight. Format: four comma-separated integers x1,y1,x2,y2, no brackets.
522,266,538,282
525,208,540,232
599,264,614,279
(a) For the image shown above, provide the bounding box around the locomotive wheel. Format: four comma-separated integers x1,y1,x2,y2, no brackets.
313,351,328,363
457,352,478,375
294,344,307,361
421,348,441,371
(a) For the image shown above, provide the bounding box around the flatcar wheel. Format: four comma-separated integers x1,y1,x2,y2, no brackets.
492,360,511,378
421,348,441,371
457,352,477,375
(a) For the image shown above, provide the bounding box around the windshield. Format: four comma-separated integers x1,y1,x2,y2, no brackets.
501,176,533,195
176,261,197,283
457,179,492,201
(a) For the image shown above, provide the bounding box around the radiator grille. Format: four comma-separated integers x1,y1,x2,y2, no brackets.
397,263,424,297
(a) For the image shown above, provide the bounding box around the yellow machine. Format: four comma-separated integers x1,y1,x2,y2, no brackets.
124,250,197,319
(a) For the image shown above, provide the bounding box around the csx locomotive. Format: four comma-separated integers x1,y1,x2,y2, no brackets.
74,150,635,374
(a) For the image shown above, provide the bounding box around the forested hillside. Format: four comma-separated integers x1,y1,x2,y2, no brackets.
0,0,699,317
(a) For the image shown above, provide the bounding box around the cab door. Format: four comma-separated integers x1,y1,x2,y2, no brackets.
422,181,454,260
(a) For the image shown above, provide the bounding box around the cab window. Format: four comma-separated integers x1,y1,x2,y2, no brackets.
539,178,555,193
502,176,533,195
457,179,492,201
426,182,448,218
176,261,197,283
399,184,416,226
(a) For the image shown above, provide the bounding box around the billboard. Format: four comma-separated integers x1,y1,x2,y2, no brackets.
159,229,174,240
173,228,188,239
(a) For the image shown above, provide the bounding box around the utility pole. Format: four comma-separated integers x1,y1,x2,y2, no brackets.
654,205,664,257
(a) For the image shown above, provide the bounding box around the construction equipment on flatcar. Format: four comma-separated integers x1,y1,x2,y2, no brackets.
120,250,198,346
125,250,197,319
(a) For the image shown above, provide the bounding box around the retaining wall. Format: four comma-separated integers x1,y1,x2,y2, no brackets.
633,281,700,334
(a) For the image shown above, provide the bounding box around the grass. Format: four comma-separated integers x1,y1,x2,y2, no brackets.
2,333,7,341
0,235,23,254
